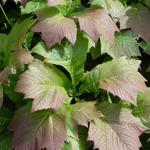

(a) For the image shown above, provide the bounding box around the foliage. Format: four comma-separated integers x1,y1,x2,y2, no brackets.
0,0,150,150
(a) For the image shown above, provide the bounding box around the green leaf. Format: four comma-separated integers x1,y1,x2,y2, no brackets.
9,105,67,150
120,4,150,41
0,107,12,132
80,57,147,105
101,31,141,58
133,89,150,128
0,131,12,150
0,84,3,108
16,60,70,111
31,8,77,48
90,0,127,20
8,17,36,49
139,41,150,55
21,0,47,14
88,102,147,150
32,33,88,85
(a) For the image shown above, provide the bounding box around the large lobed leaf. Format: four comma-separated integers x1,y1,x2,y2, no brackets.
32,33,88,85
101,31,141,58
80,57,147,105
74,8,119,44
88,102,147,150
9,105,67,150
32,8,77,48
120,4,150,41
16,60,70,111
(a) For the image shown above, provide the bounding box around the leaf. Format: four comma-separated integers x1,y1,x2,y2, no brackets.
101,31,141,58
120,4,150,41
88,102,147,150
139,41,150,55
11,48,34,66
0,107,12,132
0,131,12,150
21,0,47,14
32,8,77,48
16,60,70,111
133,89,150,128
48,0,66,6
0,84,3,108
74,8,119,43
32,33,88,85
8,17,36,49
80,57,147,105
90,0,127,20
9,106,67,150
72,101,100,127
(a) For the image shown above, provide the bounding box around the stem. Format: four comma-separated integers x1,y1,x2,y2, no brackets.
0,3,10,26
107,91,112,103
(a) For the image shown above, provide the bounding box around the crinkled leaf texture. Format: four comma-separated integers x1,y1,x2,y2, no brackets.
9,104,67,150
133,88,150,127
74,8,119,43
120,4,150,41
80,57,147,105
32,8,77,48
101,31,141,58
16,60,70,111
88,102,147,150
32,33,88,85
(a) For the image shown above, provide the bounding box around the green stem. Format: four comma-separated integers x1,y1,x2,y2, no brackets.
0,3,10,26
107,91,112,103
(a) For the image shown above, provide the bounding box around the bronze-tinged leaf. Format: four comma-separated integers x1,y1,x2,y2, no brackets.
9,106,67,150
74,8,119,43
11,48,34,66
48,0,66,6
80,57,147,105
0,83,3,108
15,60,70,111
88,102,147,150
72,101,100,127
0,67,16,84
32,8,77,48
120,4,150,41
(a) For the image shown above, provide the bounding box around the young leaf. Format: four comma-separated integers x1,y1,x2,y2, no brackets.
88,102,147,150
15,60,70,111
32,33,88,85
101,31,141,58
32,8,77,48
48,0,66,7
9,106,67,150
133,89,150,128
72,101,99,127
80,57,147,105
120,4,150,41
74,8,119,43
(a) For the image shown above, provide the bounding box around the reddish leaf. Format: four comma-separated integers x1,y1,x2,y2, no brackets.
11,48,34,66
72,101,100,127
74,8,119,43
15,60,70,111
88,102,147,150
9,106,67,150
120,4,150,41
48,0,66,6
32,9,77,48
